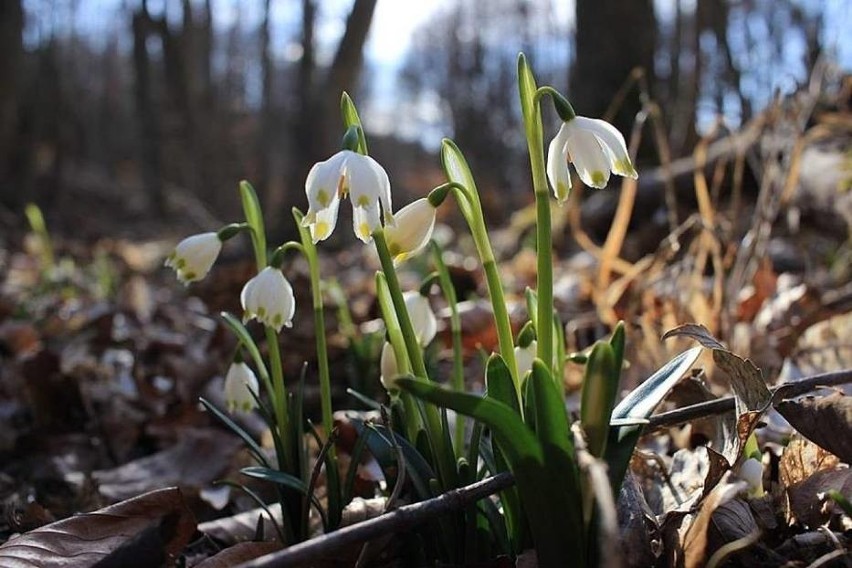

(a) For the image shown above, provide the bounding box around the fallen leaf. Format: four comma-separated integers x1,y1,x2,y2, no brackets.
199,505,283,547
681,473,747,568
93,428,242,501
776,392,852,463
786,468,852,528
0,487,196,568
780,434,840,487
662,324,725,350
194,541,281,567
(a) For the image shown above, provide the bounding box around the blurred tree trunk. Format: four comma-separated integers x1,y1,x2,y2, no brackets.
572,0,656,135
0,0,25,207
285,0,377,238
132,2,165,214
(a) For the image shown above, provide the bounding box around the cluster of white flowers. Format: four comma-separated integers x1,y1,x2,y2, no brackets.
165,104,635,412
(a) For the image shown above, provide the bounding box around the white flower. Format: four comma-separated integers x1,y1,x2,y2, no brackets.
224,362,259,413
303,150,393,244
379,341,400,391
738,457,764,496
384,198,437,265
546,116,638,202
240,267,296,332
164,232,222,285
404,292,437,346
514,340,537,379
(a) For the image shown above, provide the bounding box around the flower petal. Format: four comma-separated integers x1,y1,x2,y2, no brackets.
304,152,347,226
309,192,341,243
352,202,382,243
346,153,393,224
565,125,611,189
573,116,637,179
546,124,573,204
384,198,436,264
404,292,437,346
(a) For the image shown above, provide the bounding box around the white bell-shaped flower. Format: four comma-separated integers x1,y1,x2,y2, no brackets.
546,116,637,202
379,341,400,392
224,362,259,413
404,292,437,346
164,232,222,285
240,267,296,332
303,150,393,244
384,198,437,265
738,457,764,496
514,340,537,379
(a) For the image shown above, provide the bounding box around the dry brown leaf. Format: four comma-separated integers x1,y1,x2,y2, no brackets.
681,473,747,568
0,487,196,567
780,434,841,487
93,428,242,501
194,541,282,567
198,505,283,547
776,392,852,463
786,468,852,528
662,324,725,350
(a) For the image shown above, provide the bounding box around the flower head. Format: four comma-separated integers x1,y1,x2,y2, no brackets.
165,232,222,285
224,362,259,413
384,198,437,265
546,116,637,203
379,341,400,392
303,150,393,244
240,267,296,332
404,291,437,346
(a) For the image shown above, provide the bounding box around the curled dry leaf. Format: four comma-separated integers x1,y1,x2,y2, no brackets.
775,392,852,463
780,434,840,488
0,487,196,568
198,505,283,546
662,323,725,350
785,468,852,528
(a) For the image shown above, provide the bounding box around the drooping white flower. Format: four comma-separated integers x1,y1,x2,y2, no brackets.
303,150,393,244
224,362,259,413
379,341,400,391
240,267,296,332
164,232,222,285
404,291,437,346
546,116,637,202
514,340,537,379
384,198,437,265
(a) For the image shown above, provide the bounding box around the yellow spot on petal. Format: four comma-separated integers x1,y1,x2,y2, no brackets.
317,189,330,207
615,158,637,177
257,306,266,317
591,171,606,186
273,313,283,327
184,271,197,281
176,258,186,269
356,195,370,207
358,222,371,239
314,221,330,240
388,243,402,256
556,182,570,203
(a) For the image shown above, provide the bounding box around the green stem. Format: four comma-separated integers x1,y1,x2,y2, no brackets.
431,241,465,456
373,229,457,490
449,185,520,399
265,325,293,468
292,208,340,528
374,230,428,378
518,58,555,376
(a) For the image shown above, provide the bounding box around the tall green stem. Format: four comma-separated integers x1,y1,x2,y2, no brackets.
518,54,554,375
440,147,520,397
373,229,458,490
431,241,465,455
292,209,341,528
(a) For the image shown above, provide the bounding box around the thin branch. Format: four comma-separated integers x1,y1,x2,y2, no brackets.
647,368,852,431
236,473,514,568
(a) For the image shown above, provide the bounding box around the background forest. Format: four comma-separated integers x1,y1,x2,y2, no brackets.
0,0,846,240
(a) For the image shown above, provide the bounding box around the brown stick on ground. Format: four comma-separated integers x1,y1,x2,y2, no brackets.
236,472,514,568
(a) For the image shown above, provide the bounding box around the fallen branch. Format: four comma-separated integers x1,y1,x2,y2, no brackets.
647,368,852,431
236,472,514,568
